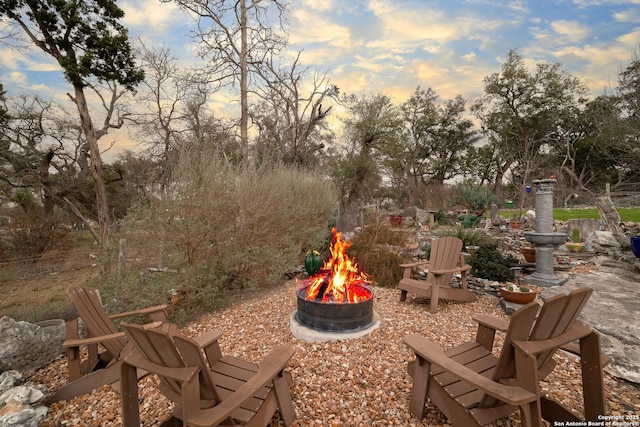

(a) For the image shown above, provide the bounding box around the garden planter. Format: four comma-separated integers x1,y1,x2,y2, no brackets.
631,235,640,258
565,242,585,252
520,247,536,263
389,214,402,226
500,287,536,304
509,220,522,229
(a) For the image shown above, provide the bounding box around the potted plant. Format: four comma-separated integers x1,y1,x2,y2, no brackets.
565,228,585,252
500,284,537,304
509,212,522,229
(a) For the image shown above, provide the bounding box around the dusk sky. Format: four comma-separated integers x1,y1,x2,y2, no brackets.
1,0,640,156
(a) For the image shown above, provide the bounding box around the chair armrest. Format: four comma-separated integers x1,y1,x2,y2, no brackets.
430,264,471,275
63,332,126,348
512,322,593,356
399,261,429,268
559,342,611,367
403,334,537,406
108,304,169,320
193,329,223,348
187,345,296,426
473,314,509,332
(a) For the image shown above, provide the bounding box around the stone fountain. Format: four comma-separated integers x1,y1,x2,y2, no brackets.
523,178,568,287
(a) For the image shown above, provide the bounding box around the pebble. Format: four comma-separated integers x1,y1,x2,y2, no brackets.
26,282,640,426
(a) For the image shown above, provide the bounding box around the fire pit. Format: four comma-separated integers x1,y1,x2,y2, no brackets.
291,229,379,341
296,284,373,331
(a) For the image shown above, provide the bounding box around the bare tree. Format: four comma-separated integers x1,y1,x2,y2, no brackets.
1,0,144,255
163,0,288,162
252,52,338,166
131,43,212,190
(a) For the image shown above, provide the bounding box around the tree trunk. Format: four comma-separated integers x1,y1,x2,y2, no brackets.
240,0,249,162
39,150,55,233
72,86,111,254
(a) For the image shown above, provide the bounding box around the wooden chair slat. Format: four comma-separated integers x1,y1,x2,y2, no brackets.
403,287,606,426
120,323,296,427
398,236,476,312
47,286,168,404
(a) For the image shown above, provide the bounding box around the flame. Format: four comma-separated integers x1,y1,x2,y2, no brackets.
302,228,371,303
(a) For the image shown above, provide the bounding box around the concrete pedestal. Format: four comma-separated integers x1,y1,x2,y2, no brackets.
523,179,567,287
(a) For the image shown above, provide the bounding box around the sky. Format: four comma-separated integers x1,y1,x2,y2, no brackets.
1,0,640,157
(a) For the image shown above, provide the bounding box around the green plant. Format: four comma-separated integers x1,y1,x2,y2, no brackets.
505,284,532,292
572,228,581,243
433,210,448,224
468,243,518,282
449,183,499,215
96,267,231,326
435,225,490,250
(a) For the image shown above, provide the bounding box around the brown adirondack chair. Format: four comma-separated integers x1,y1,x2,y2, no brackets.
46,286,168,404
403,287,607,426
398,236,475,312
119,321,296,427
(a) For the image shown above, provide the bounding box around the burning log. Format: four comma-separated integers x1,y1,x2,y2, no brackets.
301,228,371,303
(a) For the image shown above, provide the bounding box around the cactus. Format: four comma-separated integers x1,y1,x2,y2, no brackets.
572,228,581,243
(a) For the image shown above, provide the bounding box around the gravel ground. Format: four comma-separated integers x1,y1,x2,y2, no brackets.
28,280,639,427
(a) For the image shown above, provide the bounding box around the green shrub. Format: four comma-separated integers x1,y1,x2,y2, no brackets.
94,266,231,326
433,210,448,224
449,183,499,215
468,243,517,282
435,225,490,250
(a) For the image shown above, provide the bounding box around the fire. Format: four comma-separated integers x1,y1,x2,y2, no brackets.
302,228,371,303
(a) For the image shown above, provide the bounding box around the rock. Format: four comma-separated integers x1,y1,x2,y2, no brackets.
595,196,628,248
0,386,45,406
0,407,43,427
0,372,20,395
402,206,429,223
587,231,623,255
540,258,640,384
489,202,503,227
499,298,537,315
0,371,47,427
0,317,65,373
525,210,536,223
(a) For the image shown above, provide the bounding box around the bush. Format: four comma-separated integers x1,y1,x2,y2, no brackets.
467,243,517,282
347,224,408,288
449,183,499,215
124,144,338,315
435,225,489,250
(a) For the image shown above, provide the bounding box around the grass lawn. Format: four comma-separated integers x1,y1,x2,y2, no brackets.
502,207,640,222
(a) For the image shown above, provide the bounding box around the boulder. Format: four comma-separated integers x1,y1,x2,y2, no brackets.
403,206,429,223
0,317,65,373
587,231,623,255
